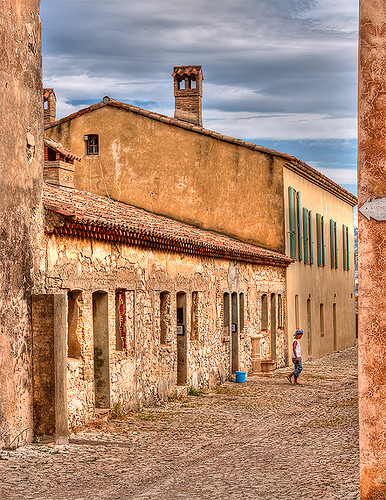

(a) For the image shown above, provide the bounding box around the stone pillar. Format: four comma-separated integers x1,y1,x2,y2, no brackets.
32,294,68,444
358,1,386,497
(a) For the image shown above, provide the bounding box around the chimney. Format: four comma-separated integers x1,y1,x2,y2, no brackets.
43,88,56,126
43,138,81,189
173,66,203,126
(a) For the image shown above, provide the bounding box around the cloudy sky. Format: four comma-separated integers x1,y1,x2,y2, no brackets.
40,0,358,195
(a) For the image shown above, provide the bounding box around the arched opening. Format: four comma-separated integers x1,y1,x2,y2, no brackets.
93,291,110,408
176,292,187,385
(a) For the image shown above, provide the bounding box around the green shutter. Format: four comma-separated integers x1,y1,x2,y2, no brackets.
334,221,338,269
288,187,296,259
297,191,303,261
330,219,335,268
342,224,347,270
321,216,325,266
303,207,309,264
316,213,321,266
309,210,313,265
346,226,350,270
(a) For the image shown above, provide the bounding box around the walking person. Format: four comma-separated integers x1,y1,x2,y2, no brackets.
286,329,303,385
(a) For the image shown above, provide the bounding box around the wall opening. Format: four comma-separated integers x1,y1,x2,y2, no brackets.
261,294,268,330
223,292,230,337
271,293,277,360
278,294,283,328
160,291,171,345
191,291,199,341
115,290,126,351
320,303,324,338
93,291,110,408
231,292,239,373
239,293,245,333
307,298,312,358
85,134,99,155
176,292,187,385
67,291,82,359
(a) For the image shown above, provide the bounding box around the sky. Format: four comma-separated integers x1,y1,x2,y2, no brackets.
40,0,358,196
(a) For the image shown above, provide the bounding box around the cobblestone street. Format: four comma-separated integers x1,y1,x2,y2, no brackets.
0,347,359,500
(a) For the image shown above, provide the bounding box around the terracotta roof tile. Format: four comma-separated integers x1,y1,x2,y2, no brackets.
44,137,81,162
42,183,292,267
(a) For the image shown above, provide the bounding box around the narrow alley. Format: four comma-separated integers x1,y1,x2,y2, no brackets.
0,348,359,500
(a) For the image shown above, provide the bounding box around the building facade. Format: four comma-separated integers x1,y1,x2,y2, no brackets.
45,69,357,366
35,179,290,430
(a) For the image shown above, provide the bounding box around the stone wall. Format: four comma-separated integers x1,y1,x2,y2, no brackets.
42,225,286,429
358,1,386,497
0,0,43,448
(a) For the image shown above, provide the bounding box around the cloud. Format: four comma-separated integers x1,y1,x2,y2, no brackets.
41,0,358,182
313,166,357,184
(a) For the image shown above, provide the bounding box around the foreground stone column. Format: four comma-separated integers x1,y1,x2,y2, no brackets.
358,1,386,497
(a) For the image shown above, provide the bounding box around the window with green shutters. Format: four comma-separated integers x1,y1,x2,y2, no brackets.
303,207,309,264
321,216,325,266
342,225,350,270
297,191,303,261
330,219,335,268
316,213,322,266
288,186,296,259
346,226,349,270
308,210,313,264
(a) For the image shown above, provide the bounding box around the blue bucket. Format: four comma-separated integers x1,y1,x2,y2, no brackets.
235,371,246,383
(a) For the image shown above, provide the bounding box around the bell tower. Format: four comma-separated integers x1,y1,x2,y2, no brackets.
173,66,203,126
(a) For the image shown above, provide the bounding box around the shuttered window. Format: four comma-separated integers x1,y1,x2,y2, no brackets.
288,186,296,259
330,219,335,268
342,225,350,271
309,210,313,265
346,226,350,270
316,213,322,266
303,207,309,264
297,191,303,261
321,216,325,266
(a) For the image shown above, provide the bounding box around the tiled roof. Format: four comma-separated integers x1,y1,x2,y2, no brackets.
44,137,81,162
42,183,292,267
172,66,203,79
45,97,357,207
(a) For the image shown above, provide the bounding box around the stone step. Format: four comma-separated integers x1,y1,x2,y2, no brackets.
94,408,111,422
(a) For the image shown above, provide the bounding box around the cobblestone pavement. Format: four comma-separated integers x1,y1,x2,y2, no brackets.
0,347,359,500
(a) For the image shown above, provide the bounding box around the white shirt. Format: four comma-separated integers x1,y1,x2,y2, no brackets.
292,338,301,359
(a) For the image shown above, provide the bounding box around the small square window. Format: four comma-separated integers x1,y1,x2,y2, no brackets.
86,135,99,155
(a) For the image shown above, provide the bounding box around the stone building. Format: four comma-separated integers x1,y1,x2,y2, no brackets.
45,66,357,368
0,0,43,448
34,160,290,432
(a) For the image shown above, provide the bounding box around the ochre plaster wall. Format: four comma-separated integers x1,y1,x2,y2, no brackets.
0,0,43,448
42,228,286,428
46,106,286,253
358,1,386,497
283,168,356,363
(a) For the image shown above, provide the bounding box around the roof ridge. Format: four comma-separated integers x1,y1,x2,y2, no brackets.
45,97,357,205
